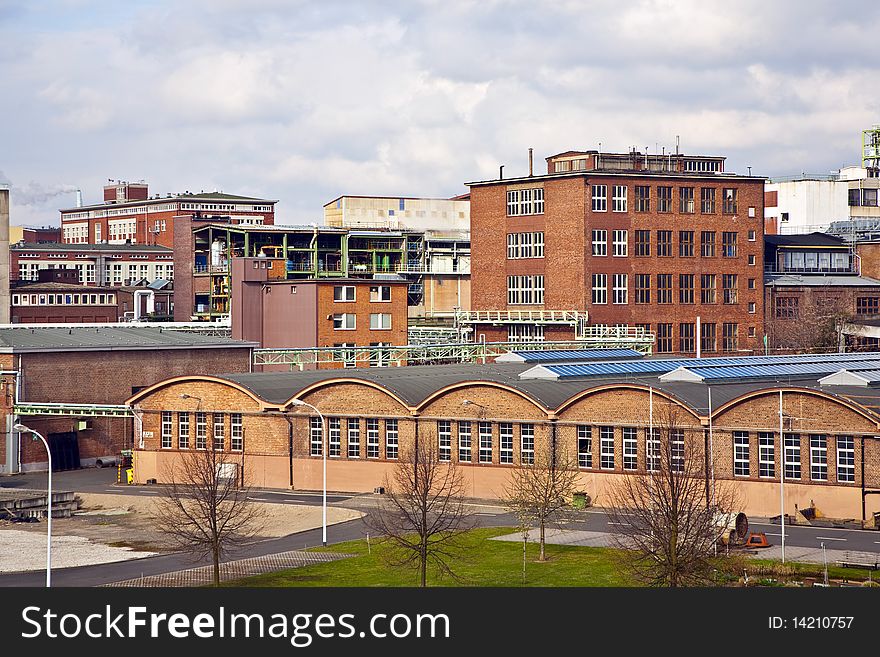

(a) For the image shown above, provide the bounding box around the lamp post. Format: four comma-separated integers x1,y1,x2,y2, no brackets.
14,423,52,587
290,399,327,546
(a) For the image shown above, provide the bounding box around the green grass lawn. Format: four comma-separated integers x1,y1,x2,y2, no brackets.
228,527,639,587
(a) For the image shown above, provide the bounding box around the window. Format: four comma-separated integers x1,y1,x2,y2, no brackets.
657,230,672,257
722,188,737,214
701,231,716,257
161,412,173,449
701,322,717,353
385,420,398,460
700,187,716,214
646,428,660,472
612,185,627,212
437,420,452,462
810,435,827,481
348,419,360,458
506,187,544,216
228,413,243,451
775,297,799,319
507,232,545,259
679,187,695,213
734,432,750,476
679,323,695,353
837,435,854,483
612,273,628,304
333,314,356,329
657,274,673,304
507,275,544,304
784,434,801,480
635,230,650,256
591,185,607,212
635,274,651,304
748,254,756,266
723,274,738,304
458,421,472,462
310,417,323,456
591,229,607,256
370,313,391,330
334,285,355,302
679,274,694,304
671,429,685,472
721,232,737,258
591,273,607,304
722,323,739,352
521,424,535,465
612,230,628,256
478,422,492,463
748,230,756,241
366,418,380,459
600,426,614,469
656,323,673,353
679,231,694,257
759,432,775,478
657,186,673,212
370,285,391,302
178,412,190,449
507,325,545,343
328,418,342,457
748,278,756,290
500,423,514,464
856,297,880,315
578,426,592,468
212,413,225,450
701,274,716,304
623,427,637,470
748,302,757,314
635,185,650,212
195,412,207,450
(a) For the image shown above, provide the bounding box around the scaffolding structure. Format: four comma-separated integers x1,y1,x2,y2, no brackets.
863,125,880,171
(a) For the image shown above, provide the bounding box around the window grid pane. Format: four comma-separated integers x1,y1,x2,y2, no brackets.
810,435,827,481
310,417,323,456
438,420,452,462
759,432,775,478
329,418,342,457
458,421,472,462
478,422,492,463
385,420,398,460
734,431,749,476
521,424,534,465
230,413,243,451
600,426,614,470
348,419,360,458
367,418,380,459
784,434,801,480
178,412,190,449
837,435,855,483
161,411,172,449
623,427,637,471
500,423,514,464
578,426,592,468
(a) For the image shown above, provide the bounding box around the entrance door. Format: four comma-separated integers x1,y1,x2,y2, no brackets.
47,432,80,471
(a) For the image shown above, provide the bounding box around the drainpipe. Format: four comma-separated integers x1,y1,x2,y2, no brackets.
696,315,701,358
310,227,319,276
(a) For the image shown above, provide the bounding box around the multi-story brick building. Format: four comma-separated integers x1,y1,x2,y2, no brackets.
11,242,174,285
465,149,766,354
60,181,276,248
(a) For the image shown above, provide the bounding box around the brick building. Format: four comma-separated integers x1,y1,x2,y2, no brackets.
231,257,408,368
9,226,61,244
0,327,255,473
465,149,766,354
60,181,276,248
130,349,880,522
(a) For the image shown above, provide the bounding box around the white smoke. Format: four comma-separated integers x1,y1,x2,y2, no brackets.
0,170,78,205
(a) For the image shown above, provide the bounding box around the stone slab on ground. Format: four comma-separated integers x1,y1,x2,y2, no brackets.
0,529,155,572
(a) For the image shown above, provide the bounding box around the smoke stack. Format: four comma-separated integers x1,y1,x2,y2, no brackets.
528,148,533,177
76,189,83,208
499,165,504,180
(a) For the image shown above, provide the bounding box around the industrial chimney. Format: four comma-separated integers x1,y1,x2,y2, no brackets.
76,189,83,208
528,148,533,177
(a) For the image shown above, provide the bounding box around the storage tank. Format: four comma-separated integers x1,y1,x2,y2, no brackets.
210,239,226,267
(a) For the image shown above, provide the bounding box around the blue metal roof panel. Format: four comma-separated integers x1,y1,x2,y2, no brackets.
511,349,643,363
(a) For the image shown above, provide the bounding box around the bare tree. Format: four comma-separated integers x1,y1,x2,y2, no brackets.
605,404,739,587
365,440,473,587
501,439,580,562
154,447,265,586
768,293,854,353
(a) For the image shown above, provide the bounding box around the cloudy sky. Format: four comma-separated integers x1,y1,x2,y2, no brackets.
1,0,878,226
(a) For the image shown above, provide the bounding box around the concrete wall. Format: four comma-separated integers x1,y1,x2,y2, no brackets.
0,188,10,323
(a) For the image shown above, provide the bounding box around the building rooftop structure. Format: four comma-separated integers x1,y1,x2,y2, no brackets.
12,242,172,253
0,326,255,352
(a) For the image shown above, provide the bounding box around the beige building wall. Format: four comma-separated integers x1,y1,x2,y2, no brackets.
324,196,470,232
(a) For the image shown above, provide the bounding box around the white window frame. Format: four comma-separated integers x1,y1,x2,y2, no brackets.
623,427,637,471
759,432,775,478
370,285,391,302
507,275,544,305
178,412,190,449
347,419,360,458
784,434,801,480
612,273,628,305
385,419,398,460
591,185,607,212
600,426,614,470
195,412,207,450
506,187,544,216
508,324,545,343
592,273,607,305
591,229,607,256
837,435,855,483
366,418,380,459
161,412,173,449
329,418,342,457
370,313,391,330
230,413,243,451
671,429,685,473
734,431,750,477
578,426,592,468
520,424,534,465
810,434,827,481
612,229,628,257
478,421,492,463
333,313,356,330
612,185,627,212
213,413,225,451
646,428,660,472
458,421,472,462
310,417,323,456
500,423,514,464
438,420,452,462
333,285,356,302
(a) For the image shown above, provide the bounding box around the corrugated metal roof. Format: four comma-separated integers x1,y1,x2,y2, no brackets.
495,348,643,364
0,327,255,352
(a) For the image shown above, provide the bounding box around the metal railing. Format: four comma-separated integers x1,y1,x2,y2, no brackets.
456,309,588,324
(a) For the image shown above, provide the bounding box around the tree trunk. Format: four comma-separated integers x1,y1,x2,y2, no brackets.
539,520,546,562
420,541,427,588
522,533,527,584
212,544,221,587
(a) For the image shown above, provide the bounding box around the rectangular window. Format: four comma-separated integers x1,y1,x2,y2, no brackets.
748,230,756,241
458,421,472,462
635,185,650,212
591,185,607,212
230,413,243,451
370,285,391,302
508,325,545,343
679,231,694,257
722,232,737,258
646,428,660,472
333,313,356,329
438,420,452,462
700,187,716,214
195,412,207,450
600,426,614,470
657,274,673,304
612,229,628,256
734,431,750,476
635,274,650,304
723,274,738,304
679,186,695,213
328,418,342,457
657,230,673,257
701,274,716,304
722,188,737,214
578,426,592,468
507,232,545,259
671,429,685,473
333,285,355,302
521,424,535,465
856,297,880,315
635,230,650,256
161,412,173,449
775,297,799,319
623,427,637,471
784,434,801,480
679,274,694,304
500,423,514,464
656,323,673,353
591,273,607,304
479,422,493,463
759,432,775,478
722,323,739,352
385,419,398,460
810,435,827,481
506,187,544,216
837,435,855,483
612,273,628,304
591,229,607,256
347,419,360,458
369,313,391,330
612,185,627,212
507,275,544,304
701,231,716,257
178,412,190,449
657,186,673,213
679,323,695,353
310,417,323,456
701,322,717,353
366,418,380,459
213,413,225,450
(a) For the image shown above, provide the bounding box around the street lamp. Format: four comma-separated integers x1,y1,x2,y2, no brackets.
14,423,52,587
290,399,327,546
